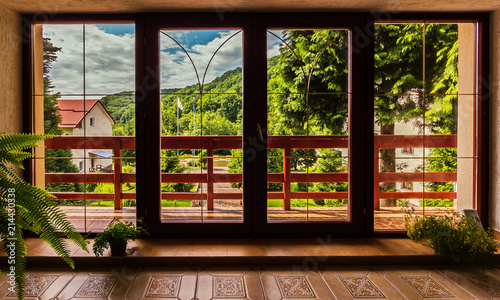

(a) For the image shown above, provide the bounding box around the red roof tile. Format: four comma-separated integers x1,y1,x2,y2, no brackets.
57,99,115,128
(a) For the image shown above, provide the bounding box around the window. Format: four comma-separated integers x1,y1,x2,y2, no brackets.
374,20,487,231
26,13,488,237
402,182,413,191
401,147,414,155
29,21,136,232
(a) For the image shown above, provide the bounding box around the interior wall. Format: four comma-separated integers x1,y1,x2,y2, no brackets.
0,5,22,134
0,5,498,233
490,10,500,234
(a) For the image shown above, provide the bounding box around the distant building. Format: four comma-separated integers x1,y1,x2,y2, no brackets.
57,99,115,172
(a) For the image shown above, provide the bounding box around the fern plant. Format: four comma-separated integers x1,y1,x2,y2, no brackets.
0,133,88,299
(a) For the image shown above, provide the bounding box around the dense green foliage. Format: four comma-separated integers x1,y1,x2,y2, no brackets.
406,212,497,267
0,133,88,299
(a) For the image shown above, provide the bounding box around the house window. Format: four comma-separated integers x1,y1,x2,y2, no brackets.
401,147,414,155
90,117,95,127
78,121,83,130
402,182,413,191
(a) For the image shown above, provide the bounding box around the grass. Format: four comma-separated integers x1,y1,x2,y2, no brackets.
267,199,341,208
81,198,345,208
87,200,194,207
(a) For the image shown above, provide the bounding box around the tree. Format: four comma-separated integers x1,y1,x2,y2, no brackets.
374,24,458,198
273,26,458,205
43,38,83,193
311,149,348,206
228,149,283,191
161,150,194,192
268,30,349,136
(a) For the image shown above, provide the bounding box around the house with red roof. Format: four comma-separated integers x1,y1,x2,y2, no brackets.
57,99,115,172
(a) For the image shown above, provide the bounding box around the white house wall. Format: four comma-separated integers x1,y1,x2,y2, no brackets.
66,103,114,172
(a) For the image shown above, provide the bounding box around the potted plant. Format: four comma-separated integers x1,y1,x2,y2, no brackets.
93,217,147,257
404,208,498,268
0,133,89,299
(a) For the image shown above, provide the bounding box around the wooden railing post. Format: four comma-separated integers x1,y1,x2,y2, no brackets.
114,141,123,210
374,136,380,210
283,140,291,211
207,138,214,210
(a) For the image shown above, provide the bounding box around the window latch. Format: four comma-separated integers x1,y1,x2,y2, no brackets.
257,123,264,141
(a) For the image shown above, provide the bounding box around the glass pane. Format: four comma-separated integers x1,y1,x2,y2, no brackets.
267,29,349,222
42,25,84,97
424,24,459,96
84,24,135,95
44,157,87,231
160,29,243,223
39,24,137,232
374,24,424,96
374,157,424,230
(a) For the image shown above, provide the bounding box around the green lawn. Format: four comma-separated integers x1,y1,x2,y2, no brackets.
267,199,334,208
83,199,344,208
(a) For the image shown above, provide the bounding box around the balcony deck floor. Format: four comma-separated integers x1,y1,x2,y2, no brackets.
60,205,454,232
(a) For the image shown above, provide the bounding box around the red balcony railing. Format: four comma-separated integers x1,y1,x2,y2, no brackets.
44,135,457,210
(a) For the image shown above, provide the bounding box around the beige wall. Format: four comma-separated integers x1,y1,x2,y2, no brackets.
0,5,22,134
0,4,498,232
490,10,500,233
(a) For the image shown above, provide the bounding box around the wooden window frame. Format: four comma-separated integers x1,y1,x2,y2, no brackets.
22,12,489,238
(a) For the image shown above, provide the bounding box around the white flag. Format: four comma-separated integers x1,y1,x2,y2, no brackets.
177,96,184,110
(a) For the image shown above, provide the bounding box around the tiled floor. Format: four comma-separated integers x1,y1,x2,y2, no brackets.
2,265,500,299
60,205,454,231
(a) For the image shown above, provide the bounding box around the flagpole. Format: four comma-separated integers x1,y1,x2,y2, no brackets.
192,96,195,169
177,96,179,157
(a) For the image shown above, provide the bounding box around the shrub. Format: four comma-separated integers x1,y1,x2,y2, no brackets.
405,212,497,267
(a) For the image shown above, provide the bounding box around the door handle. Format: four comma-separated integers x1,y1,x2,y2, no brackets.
257,123,264,141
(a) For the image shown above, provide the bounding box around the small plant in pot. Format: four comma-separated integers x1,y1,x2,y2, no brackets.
93,218,148,257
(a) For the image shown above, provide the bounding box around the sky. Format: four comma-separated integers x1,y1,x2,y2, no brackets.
43,25,283,97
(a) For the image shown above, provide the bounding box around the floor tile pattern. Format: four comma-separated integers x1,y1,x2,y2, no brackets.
1,266,499,299
74,275,117,298
466,274,500,297
146,275,182,297
213,276,246,297
339,277,385,298
276,276,315,298
401,276,454,298
6,274,57,297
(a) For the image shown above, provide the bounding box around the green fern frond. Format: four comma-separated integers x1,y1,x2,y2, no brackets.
0,133,87,300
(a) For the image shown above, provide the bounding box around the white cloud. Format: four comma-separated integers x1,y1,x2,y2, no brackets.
44,27,245,95
160,30,242,90
43,24,135,97
267,30,284,58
